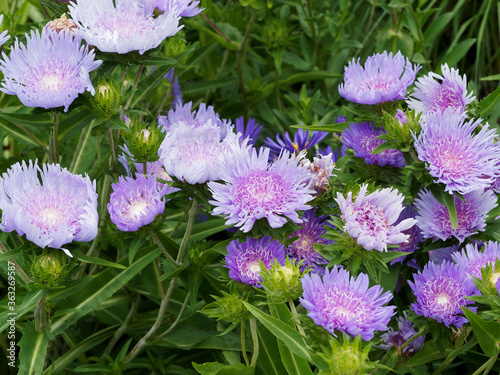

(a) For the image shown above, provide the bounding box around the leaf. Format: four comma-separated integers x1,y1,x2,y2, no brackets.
439,38,476,68
256,324,288,375
129,64,176,108
192,362,254,375
18,323,51,375
128,237,146,265
292,122,349,133
0,290,47,332
441,192,458,231
479,85,500,118
0,247,22,263
462,307,500,356
0,115,46,147
72,250,127,270
408,340,449,366
58,109,98,141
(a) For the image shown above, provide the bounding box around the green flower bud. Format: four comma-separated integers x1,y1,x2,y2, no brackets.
90,79,122,117
202,291,250,324
260,257,306,302
122,119,165,164
30,251,69,288
317,335,374,375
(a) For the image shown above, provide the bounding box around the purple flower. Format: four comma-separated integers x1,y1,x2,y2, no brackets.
235,117,263,146
69,0,182,55
107,174,169,231
208,148,315,232
286,210,332,272
225,236,286,287
0,15,10,46
0,161,98,256
409,261,477,327
414,112,500,195
395,109,408,124
158,101,231,132
338,51,420,105
335,184,417,252
429,245,459,264
452,241,500,279
380,313,425,355
265,128,328,158
414,188,497,243
164,69,183,108
300,266,395,340
390,205,423,264
407,64,475,117
316,145,346,163
342,122,405,167
0,28,101,112
152,0,202,17
300,153,336,194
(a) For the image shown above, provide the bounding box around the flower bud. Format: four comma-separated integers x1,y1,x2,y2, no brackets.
202,291,250,324
46,14,77,34
260,257,305,302
317,335,373,375
122,120,165,164
90,79,122,117
30,251,69,288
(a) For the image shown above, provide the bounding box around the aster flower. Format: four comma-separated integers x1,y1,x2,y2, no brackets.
286,209,332,272
338,51,420,105
390,205,423,264
414,112,500,195
152,0,202,16
409,261,477,327
299,153,336,194
300,266,395,340
342,122,406,168
380,313,425,355
265,128,328,158
414,188,497,243
335,184,417,252
0,161,98,256
0,28,102,111
164,69,183,108
235,117,263,146
208,147,315,232
225,236,286,287
452,241,500,280
107,174,169,231
69,0,182,55
407,64,475,116
316,145,346,163
0,15,10,46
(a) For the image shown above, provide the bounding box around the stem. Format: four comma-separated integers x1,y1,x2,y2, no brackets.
48,112,60,164
169,203,191,237
201,12,233,44
103,296,140,357
108,128,117,172
35,297,47,333
70,123,93,173
123,65,144,111
400,329,426,352
177,199,197,263
249,318,259,367
0,240,31,283
288,299,306,338
471,353,498,375
13,122,48,150
241,321,250,367
156,291,190,340
151,232,179,267
155,69,177,117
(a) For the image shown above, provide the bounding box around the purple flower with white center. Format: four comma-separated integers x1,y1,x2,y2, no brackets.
414,188,497,243
265,128,328,158
69,0,182,55
107,174,169,232
335,184,417,252
0,15,10,46
225,236,286,287
429,245,459,264
164,69,183,108
235,117,263,146
0,28,101,112
407,64,475,117
300,153,336,194
338,51,421,105
300,266,395,340
390,205,423,264
0,161,98,256
452,241,500,279
380,313,425,355
208,147,315,232
152,0,202,16
134,159,180,195
342,122,406,168
414,112,500,195
287,210,331,271
409,261,477,327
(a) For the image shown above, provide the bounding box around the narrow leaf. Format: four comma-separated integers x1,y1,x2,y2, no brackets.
462,307,500,356
441,192,458,231
479,85,500,118
72,250,127,269
18,324,51,375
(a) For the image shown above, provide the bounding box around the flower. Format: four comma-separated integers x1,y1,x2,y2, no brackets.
409,261,477,327
265,128,328,158
46,13,78,34
68,0,182,55
235,117,263,146
390,205,423,264
158,101,231,132
107,174,169,231
134,159,178,193
429,245,459,264
0,15,10,46
152,0,202,16
338,51,420,105
208,147,315,232
452,241,500,279
335,184,417,252
380,313,425,355
164,69,183,108
225,236,286,287
414,188,497,243
300,266,395,340
414,112,500,195
0,28,102,111
342,122,405,167
0,161,98,256
300,153,336,194
407,64,475,117
286,209,332,272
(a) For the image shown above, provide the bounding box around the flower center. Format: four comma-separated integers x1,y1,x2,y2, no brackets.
40,207,65,228
435,292,451,306
355,203,389,235
40,73,66,93
128,199,149,218
246,260,261,274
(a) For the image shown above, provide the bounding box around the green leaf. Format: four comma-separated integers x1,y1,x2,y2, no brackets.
479,85,500,118
58,109,98,141
0,247,22,263
408,340,449,366
480,74,500,81
0,115,46,147
128,237,146,265
462,307,500,356
129,64,176,109
256,324,288,375
371,140,399,155
0,290,47,332
441,192,458,231
18,324,51,375
439,38,476,68
292,122,349,133
192,362,254,375
72,250,127,270
139,56,178,66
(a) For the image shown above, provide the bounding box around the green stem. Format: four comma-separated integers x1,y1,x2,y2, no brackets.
108,128,117,172
155,291,191,340
70,123,93,173
13,122,48,150
241,321,250,367
35,297,47,333
471,352,498,375
169,203,191,237
151,232,179,266
103,296,140,357
48,112,60,164
123,65,144,111
249,318,259,367
177,199,197,263
400,329,426,352
288,299,306,338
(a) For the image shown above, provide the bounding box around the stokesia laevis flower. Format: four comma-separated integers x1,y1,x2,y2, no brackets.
0,15,10,46
335,184,417,252
235,117,263,146
300,153,336,194
152,0,203,16
342,122,405,167
107,173,169,231
407,64,475,117
414,112,500,195
68,0,181,55
338,51,421,105
265,128,328,159
300,266,395,340
208,147,315,232
225,236,286,287
380,313,425,355
409,261,477,327
0,161,98,257
452,241,500,279
0,28,102,111
414,188,497,243
390,204,423,264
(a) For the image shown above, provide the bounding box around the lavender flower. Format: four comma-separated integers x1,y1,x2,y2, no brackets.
0,28,101,111
380,313,425,355
0,15,10,46
164,69,183,108
409,261,477,327
152,0,202,16
407,64,475,116
300,153,336,194
452,241,500,279
0,161,98,256
429,245,459,264
338,51,420,105
158,101,231,132
235,117,263,146
107,174,169,231
208,147,315,232
317,145,346,163
414,188,497,243
414,112,500,195
265,128,328,158
225,236,286,287
69,0,182,55
390,205,423,264
342,122,405,167
300,266,395,340
335,184,417,252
